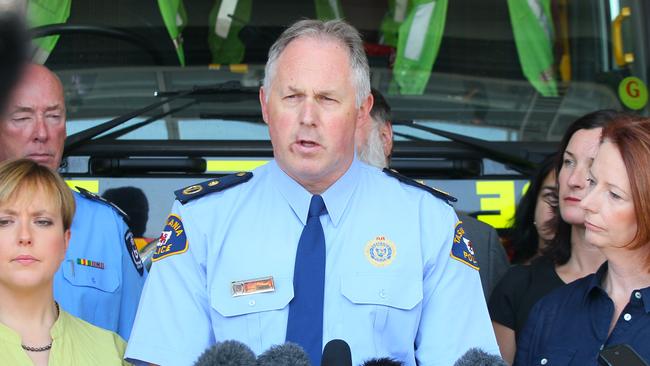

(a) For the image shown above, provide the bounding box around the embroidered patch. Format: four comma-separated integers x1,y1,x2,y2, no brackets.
450,221,479,270
152,214,189,262
365,236,396,267
77,258,104,270
125,230,144,276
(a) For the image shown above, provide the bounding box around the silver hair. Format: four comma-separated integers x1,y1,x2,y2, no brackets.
357,117,389,169
262,19,371,108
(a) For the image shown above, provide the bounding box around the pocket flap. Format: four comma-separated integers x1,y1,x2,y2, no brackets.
341,273,422,310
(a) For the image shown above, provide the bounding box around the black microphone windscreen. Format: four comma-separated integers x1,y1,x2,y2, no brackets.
256,342,311,366
0,11,27,111
193,340,257,366
321,339,352,366
361,357,404,366
453,348,508,366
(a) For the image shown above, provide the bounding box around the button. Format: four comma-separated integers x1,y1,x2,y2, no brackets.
540,358,548,365
379,289,387,298
248,300,256,306
600,344,604,351
624,313,632,321
635,292,642,299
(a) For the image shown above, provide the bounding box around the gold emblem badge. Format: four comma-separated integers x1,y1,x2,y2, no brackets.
365,236,396,267
236,172,246,177
182,185,203,195
207,180,220,187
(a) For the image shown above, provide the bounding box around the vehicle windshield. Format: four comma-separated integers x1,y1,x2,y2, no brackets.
32,0,648,145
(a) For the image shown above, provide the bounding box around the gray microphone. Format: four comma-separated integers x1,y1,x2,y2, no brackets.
453,348,507,366
321,339,352,366
193,340,257,366
256,342,311,366
361,357,404,366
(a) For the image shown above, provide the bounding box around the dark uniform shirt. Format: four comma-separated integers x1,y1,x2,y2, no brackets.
514,263,650,366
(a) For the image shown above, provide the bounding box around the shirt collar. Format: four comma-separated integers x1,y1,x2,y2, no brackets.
584,262,650,313
584,262,609,303
270,157,361,227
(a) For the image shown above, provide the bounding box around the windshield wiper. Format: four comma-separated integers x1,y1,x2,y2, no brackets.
64,81,259,154
393,120,542,175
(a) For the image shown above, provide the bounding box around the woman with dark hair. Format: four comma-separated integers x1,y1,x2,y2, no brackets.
515,114,650,364
509,154,558,264
489,110,620,364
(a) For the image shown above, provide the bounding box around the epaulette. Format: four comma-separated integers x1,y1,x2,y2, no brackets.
174,172,253,204
76,186,130,221
382,168,457,204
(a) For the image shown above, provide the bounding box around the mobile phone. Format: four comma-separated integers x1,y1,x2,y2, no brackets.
598,344,649,366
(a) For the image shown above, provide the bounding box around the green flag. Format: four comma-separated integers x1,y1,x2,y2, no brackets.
392,0,448,95
208,0,252,64
314,0,344,20
379,0,411,47
27,0,72,64
507,0,558,97
157,0,187,66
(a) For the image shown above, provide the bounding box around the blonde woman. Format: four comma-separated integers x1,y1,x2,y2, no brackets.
0,159,129,366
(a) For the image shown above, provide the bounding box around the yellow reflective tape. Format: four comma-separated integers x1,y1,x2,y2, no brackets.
208,64,222,70
476,181,515,229
229,64,248,73
206,160,269,172
65,180,99,193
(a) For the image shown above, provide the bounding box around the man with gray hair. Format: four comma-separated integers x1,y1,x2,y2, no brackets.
126,19,498,366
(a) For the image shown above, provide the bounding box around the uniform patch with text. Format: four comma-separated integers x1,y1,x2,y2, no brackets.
365,236,396,267
450,221,479,270
125,230,144,276
152,214,188,262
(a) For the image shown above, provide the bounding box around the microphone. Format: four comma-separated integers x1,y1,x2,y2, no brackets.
321,339,352,366
453,348,507,366
193,340,257,366
0,10,28,111
256,342,311,366
361,358,404,366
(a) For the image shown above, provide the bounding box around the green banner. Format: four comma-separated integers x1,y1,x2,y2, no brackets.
208,0,252,64
508,0,558,97
314,0,344,20
392,0,448,95
157,0,187,66
27,0,72,64
380,0,411,47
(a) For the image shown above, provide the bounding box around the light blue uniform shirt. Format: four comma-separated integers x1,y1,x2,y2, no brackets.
126,159,498,365
53,191,147,340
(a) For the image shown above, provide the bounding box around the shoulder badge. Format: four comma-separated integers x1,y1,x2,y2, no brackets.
382,168,457,204
450,221,479,270
174,172,253,204
153,214,188,261
76,186,130,221
125,230,145,276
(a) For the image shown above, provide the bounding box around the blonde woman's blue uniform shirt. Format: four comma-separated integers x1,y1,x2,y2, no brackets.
53,190,146,341
125,158,499,366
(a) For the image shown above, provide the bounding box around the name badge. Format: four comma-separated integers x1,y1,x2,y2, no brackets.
231,276,275,297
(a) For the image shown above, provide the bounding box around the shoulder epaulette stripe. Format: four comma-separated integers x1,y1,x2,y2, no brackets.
382,168,457,204
76,186,130,220
174,172,253,204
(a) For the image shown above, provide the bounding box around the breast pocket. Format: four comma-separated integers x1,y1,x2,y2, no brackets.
62,261,119,293
341,273,422,358
210,275,294,353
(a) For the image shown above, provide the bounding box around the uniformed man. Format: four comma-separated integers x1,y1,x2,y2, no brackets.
126,19,498,366
355,89,510,300
0,64,146,340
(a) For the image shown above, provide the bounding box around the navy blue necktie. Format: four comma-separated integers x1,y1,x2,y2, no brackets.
286,195,327,366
